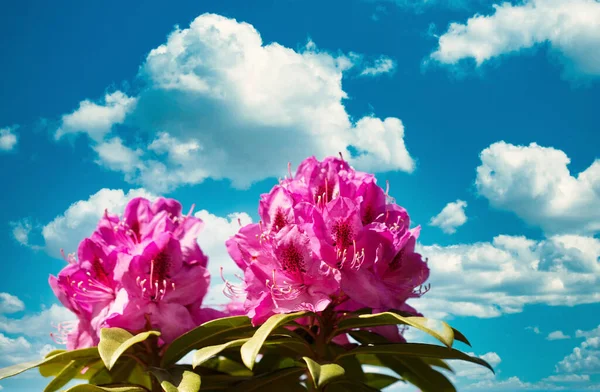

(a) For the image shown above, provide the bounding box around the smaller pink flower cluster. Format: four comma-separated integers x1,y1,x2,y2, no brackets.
50,197,212,349
226,156,430,326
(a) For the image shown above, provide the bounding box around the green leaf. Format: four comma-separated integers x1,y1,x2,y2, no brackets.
253,354,298,374
337,313,455,348
152,369,201,392
193,338,249,368
323,379,380,392
0,347,99,381
363,373,400,389
199,356,252,377
99,328,160,370
199,374,253,390
334,355,365,383
422,358,454,373
230,367,306,392
392,357,456,392
349,330,456,392
240,311,308,370
302,357,345,388
337,343,495,373
65,385,149,392
161,316,254,367
452,328,471,347
44,360,87,392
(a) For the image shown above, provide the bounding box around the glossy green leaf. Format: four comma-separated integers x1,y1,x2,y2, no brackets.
324,379,380,392
337,343,494,373
161,316,254,367
240,311,308,370
422,357,454,373
0,347,99,380
452,328,471,347
303,357,345,388
44,360,87,392
199,356,252,377
363,373,400,389
349,330,456,391
193,338,249,368
335,355,365,382
391,357,456,392
99,328,160,370
199,375,253,390
230,367,306,392
253,354,298,374
65,385,149,392
337,313,454,348
151,367,202,392
39,358,102,379
156,369,201,392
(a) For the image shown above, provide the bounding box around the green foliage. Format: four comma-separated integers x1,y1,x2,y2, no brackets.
302,357,345,388
239,311,309,370
161,316,254,368
98,328,161,370
0,311,495,391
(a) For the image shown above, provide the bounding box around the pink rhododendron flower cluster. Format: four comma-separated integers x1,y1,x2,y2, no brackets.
226,156,430,327
50,197,212,349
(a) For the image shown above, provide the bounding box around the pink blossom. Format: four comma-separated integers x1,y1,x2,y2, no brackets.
50,197,214,348
227,155,430,329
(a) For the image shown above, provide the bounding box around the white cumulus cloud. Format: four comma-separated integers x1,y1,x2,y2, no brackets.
55,91,137,142
476,141,600,235
0,304,73,338
556,324,600,374
0,293,25,315
411,234,600,319
0,126,18,152
54,13,416,192
429,199,468,234
547,330,571,340
430,0,600,79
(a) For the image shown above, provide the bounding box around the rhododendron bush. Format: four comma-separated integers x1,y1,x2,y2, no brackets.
0,156,493,392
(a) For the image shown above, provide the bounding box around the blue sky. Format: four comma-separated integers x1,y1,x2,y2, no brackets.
1,0,599,390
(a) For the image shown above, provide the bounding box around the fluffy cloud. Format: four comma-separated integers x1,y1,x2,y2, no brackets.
0,293,25,315
542,374,590,382
42,188,157,257
93,137,143,173
465,376,565,391
0,304,73,338
429,199,468,234
547,330,571,340
55,91,137,142
556,324,600,374
55,13,415,192
430,0,600,79
0,126,18,152
476,142,600,235
0,333,32,364
0,294,69,367
359,56,397,76
411,234,600,319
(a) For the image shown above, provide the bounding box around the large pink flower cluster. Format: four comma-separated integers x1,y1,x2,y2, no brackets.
50,197,212,349
226,156,430,325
